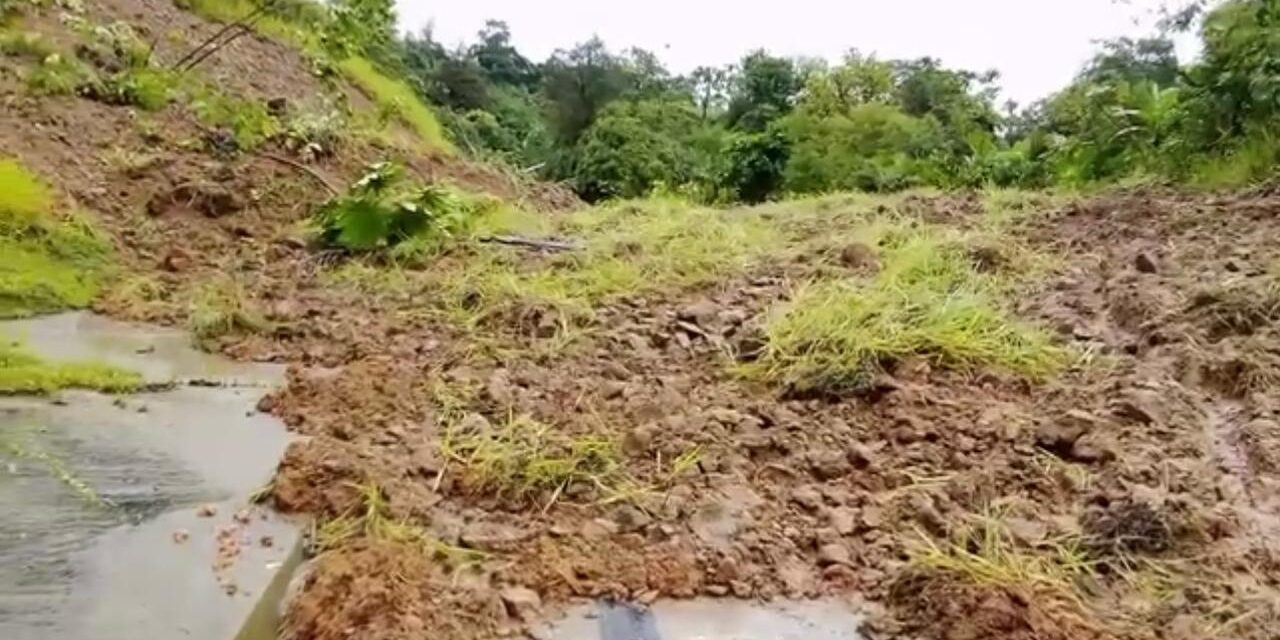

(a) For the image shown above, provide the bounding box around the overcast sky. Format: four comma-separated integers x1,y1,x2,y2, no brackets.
395,0,1201,106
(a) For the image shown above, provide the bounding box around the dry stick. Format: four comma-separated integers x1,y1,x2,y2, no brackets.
170,3,269,70
477,235,579,252
258,153,340,196
179,26,252,73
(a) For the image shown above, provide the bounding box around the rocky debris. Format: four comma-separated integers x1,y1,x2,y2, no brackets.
147,182,246,218
808,450,853,480
1034,410,1097,455
1114,389,1167,425
611,504,652,532
790,485,823,511
172,529,190,544
677,299,721,328
828,507,857,536
817,543,851,567
196,504,218,517
460,521,534,551
499,586,542,622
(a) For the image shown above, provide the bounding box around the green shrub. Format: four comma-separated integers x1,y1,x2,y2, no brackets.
313,162,477,254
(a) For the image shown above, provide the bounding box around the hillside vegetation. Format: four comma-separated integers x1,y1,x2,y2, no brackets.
3,2,1280,640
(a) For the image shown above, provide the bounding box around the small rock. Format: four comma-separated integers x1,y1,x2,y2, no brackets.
1114,389,1166,425
196,504,218,518
828,507,857,536
256,394,277,413
1034,411,1095,455
860,505,885,530
817,543,851,567
790,485,823,511
233,509,252,524
839,242,879,271
611,504,652,532
266,97,289,117
705,584,730,596
580,518,620,539
1069,433,1117,463
1134,252,1159,274
259,535,274,548
500,586,542,621
808,450,852,480
172,529,190,544
621,424,656,456
677,299,720,327
846,442,879,469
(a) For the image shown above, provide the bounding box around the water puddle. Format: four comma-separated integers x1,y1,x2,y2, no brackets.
541,598,865,640
0,312,302,640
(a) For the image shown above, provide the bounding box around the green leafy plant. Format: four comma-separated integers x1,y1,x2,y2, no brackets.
312,162,476,254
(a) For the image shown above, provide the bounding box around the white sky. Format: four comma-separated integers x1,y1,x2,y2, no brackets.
395,0,1202,106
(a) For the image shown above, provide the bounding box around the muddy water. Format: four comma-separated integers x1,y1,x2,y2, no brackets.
1205,401,1280,546
543,598,865,640
0,312,302,640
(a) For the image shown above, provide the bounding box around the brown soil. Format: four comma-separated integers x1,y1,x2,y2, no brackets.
5,3,1280,640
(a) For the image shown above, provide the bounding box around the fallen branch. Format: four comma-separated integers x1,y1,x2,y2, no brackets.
259,153,340,196
478,235,579,252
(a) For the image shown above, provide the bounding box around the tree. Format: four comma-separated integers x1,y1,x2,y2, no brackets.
573,98,703,200
541,38,631,144
469,20,540,90
726,50,804,131
689,65,731,120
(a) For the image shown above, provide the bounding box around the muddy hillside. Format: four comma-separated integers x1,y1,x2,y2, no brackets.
2,2,1279,640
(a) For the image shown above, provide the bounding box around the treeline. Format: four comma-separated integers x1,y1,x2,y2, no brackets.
291,0,1280,201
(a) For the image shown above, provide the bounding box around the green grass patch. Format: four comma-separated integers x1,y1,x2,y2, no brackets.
0,339,142,394
437,197,779,331
338,56,452,153
188,278,270,342
0,159,112,317
190,89,281,150
745,222,1065,393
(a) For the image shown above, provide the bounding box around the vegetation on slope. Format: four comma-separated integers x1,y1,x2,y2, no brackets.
0,159,111,318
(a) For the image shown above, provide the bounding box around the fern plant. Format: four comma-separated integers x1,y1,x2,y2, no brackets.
312,162,475,254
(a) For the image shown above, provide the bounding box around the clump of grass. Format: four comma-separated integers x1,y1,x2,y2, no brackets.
747,223,1065,393
441,414,620,498
0,30,58,58
315,481,489,566
25,52,97,95
190,90,281,150
0,339,142,394
188,278,270,341
440,413,624,503
911,506,1095,596
437,197,779,333
0,158,111,317
339,56,452,153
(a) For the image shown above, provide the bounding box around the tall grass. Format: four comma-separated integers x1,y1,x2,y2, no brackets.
339,57,452,153
746,223,1065,392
